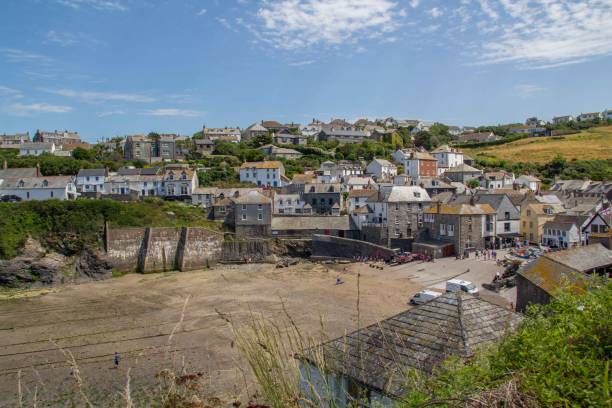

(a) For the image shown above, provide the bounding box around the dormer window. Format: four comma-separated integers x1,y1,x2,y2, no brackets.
18,180,25,188
42,180,48,187
181,171,187,180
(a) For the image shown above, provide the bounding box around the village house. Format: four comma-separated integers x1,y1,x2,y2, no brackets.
347,189,378,213
190,187,263,208
231,191,272,237
318,160,364,183
104,167,164,197
361,185,431,249
18,142,57,156
541,219,582,248
193,138,215,155
366,158,397,181
273,193,308,215
33,129,81,146
0,132,30,145
343,175,375,192
526,117,545,126
577,112,603,122
507,125,548,137
442,163,483,184
256,144,303,160
299,120,323,137
239,161,286,187
515,175,541,192
412,177,457,197
272,130,308,145
241,123,269,141
202,126,241,143
456,131,500,143
316,128,371,144
417,201,497,257
391,148,413,164
431,145,463,175
76,168,108,194
603,109,612,121
452,194,520,248
516,244,612,312
411,121,434,134
302,183,343,215
0,173,78,201
552,115,575,125
297,292,521,407
402,151,437,178
520,202,565,244
479,170,515,189
162,164,198,198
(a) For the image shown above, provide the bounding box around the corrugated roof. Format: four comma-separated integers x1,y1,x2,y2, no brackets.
299,292,521,397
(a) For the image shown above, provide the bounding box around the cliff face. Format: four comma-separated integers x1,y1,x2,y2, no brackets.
0,238,113,288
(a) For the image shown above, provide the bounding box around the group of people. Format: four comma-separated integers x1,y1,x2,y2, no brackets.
475,249,497,261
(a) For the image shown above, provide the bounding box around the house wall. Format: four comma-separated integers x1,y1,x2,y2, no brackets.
516,273,551,312
1,187,72,201
302,192,342,215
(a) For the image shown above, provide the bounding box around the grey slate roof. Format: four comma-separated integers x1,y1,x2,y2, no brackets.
77,168,107,177
299,292,522,398
0,168,38,178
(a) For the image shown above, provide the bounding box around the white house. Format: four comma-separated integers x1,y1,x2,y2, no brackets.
391,148,413,164
366,158,397,181
76,168,107,193
0,176,77,201
239,161,286,187
431,145,464,175
480,171,515,189
515,175,541,192
343,175,375,192
273,193,308,214
163,164,198,197
552,115,575,125
18,142,56,156
603,109,612,120
577,112,603,122
541,221,581,248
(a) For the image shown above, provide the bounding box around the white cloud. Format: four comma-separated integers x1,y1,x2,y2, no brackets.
514,84,544,98
409,0,420,8
45,31,78,47
0,86,23,99
288,60,315,66
197,8,207,16
476,0,612,68
254,0,404,49
97,110,126,117
143,108,205,117
0,48,52,64
3,103,73,116
43,88,157,103
56,0,127,11
428,7,443,18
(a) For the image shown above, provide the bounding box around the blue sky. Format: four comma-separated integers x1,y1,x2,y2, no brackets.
1,0,611,142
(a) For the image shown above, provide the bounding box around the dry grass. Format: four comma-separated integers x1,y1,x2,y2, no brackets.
463,126,612,164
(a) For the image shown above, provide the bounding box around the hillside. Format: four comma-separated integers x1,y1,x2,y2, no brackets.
464,126,612,164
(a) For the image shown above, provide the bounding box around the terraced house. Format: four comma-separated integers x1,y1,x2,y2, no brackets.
239,161,286,187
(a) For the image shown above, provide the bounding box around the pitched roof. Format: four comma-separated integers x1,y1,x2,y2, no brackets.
385,186,431,202
240,161,284,170
425,202,496,215
299,292,521,398
544,244,612,272
443,164,482,173
0,168,38,178
0,176,73,189
348,188,378,198
231,191,271,205
77,168,107,177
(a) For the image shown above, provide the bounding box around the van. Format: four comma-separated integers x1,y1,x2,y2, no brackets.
446,279,479,295
409,290,442,305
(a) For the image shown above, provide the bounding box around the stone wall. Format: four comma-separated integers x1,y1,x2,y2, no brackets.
311,235,398,261
105,226,224,273
221,239,272,262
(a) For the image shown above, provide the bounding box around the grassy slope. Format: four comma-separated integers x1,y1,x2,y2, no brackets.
464,126,612,164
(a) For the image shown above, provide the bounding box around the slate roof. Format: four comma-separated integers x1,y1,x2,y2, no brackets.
425,203,496,215
304,183,342,194
348,189,378,198
385,186,431,202
231,191,271,205
0,176,74,189
77,168,107,177
240,161,284,170
0,168,38,178
299,292,522,398
443,164,482,174
544,244,612,272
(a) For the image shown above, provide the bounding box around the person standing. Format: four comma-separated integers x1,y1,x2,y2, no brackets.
114,352,121,368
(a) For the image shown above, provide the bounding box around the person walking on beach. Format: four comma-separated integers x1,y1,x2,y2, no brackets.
114,352,121,368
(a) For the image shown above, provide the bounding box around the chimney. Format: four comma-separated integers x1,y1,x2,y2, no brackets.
436,200,441,213
470,195,476,206
2,160,7,170
36,163,41,177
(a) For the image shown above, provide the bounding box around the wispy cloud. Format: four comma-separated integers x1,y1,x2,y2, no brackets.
0,86,24,99
288,60,315,66
514,84,544,98
0,48,52,64
43,88,157,103
3,103,73,116
56,0,127,11
474,0,612,68
197,8,207,16
253,0,405,49
97,109,126,117
428,7,443,18
44,30,104,47
143,108,205,117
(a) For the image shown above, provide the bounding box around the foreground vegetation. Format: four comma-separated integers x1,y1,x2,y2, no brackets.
235,282,611,408
0,199,221,259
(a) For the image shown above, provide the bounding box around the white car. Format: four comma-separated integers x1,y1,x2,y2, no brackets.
409,290,442,305
446,279,479,295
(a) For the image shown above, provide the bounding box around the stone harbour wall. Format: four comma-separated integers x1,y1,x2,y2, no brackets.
311,235,398,261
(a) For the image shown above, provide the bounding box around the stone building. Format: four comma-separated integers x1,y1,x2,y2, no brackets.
302,183,343,215
231,191,272,237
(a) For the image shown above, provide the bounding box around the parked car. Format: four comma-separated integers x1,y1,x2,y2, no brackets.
409,290,442,305
446,279,479,295
0,195,22,202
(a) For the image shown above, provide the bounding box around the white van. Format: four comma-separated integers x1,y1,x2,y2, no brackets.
409,290,442,305
446,279,479,295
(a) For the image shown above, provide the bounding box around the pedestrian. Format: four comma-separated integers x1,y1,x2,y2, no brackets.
492,250,497,260
495,270,501,281
335,275,344,285
114,352,121,368
475,250,480,260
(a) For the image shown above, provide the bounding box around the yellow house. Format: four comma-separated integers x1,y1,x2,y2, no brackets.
520,202,565,243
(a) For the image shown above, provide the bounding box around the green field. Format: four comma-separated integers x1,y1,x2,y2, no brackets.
464,126,612,164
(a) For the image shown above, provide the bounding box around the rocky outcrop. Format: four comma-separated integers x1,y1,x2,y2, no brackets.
0,238,113,289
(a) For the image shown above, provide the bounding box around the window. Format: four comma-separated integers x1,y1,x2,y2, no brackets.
504,211,510,220
241,214,247,220
258,214,263,220
504,222,511,232
258,204,263,210
527,210,531,216
242,204,247,210
529,221,533,228
440,224,446,235
448,224,455,236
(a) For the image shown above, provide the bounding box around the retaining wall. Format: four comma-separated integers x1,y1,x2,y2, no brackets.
311,235,398,260
221,240,272,262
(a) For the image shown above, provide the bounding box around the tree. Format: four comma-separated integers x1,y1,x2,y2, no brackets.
72,147,94,161
414,131,434,150
466,179,480,189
